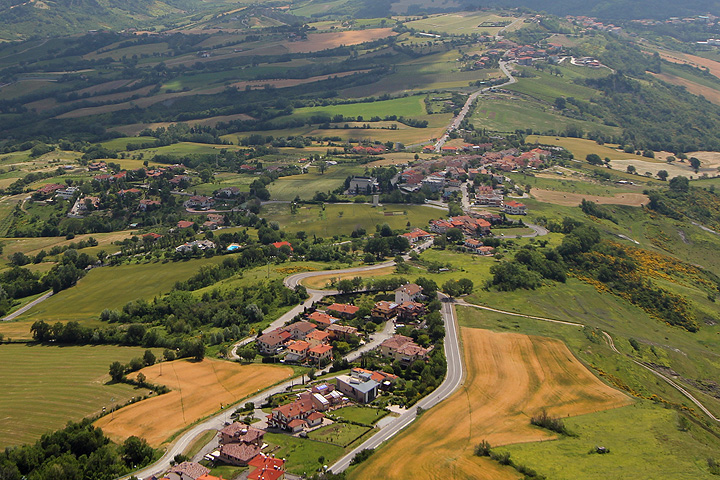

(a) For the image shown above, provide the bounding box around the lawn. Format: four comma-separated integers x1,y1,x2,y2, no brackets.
302,266,396,289
349,327,630,480
261,202,441,237
2,256,226,338
0,344,162,448
404,12,519,36
268,166,365,201
95,359,293,447
264,432,345,475
329,405,388,425
307,422,371,446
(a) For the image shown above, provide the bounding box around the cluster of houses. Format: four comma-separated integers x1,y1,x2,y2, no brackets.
256,304,367,364
155,451,286,480
267,367,398,432
567,15,623,34
502,41,565,65
175,239,216,254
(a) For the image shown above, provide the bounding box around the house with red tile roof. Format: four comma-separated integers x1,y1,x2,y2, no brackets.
307,311,339,330
394,283,423,304
326,324,360,340
184,195,214,209
396,301,426,322
287,320,316,340
371,301,398,320
305,329,330,348
166,461,209,480
219,422,264,445
267,396,315,430
139,199,161,211
307,344,333,364
380,335,429,364
285,340,310,363
256,329,291,355
327,303,359,319
177,220,195,229
271,241,293,251
218,443,261,466
36,183,64,197
400,228,432,244
248,455,286,480
503,200,527,215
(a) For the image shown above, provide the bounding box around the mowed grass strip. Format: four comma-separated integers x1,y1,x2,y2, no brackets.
349,327,630,480
268,166,365,201
95,359,293,447
0,344,162,448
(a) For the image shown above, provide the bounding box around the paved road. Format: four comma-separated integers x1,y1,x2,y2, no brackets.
329,293,463,472
434,60,516,152
2,291,53,322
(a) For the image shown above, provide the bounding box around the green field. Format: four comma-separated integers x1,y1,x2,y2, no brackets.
0,344,162,448
330,405,389,425
404,12,520,36
288,95,427,121
264,432,344,475
5,256,225,334
268,165,365,201
261,202,441,237
508,67,602,103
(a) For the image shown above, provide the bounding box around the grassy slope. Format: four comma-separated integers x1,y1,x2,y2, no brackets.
0,344,163,448
457,307,720,479
267,165,365,201
0,257,225,339
261,202,442,237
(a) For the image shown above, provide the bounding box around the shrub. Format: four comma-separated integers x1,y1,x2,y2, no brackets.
530,410,571,436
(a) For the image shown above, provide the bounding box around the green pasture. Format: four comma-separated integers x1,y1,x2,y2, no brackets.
504,402,720,479
507,68,601,103
506,172,639,196
268,165,365,201
330,405,388,425
261,202,440,237
264,432,344,475
99,136,156,151
131,142,242,159
289,95,427,121
0,344,162,448
404,12,518,36
471,97,617,135
10,256,225,325
85,42,170,61
525,135,638,161
193,172,255,196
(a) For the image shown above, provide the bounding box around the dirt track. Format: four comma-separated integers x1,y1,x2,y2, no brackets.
531,188,648,207
350,328,630,480
94,359,291,447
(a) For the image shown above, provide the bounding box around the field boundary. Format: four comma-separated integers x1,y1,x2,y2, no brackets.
456,300,720,422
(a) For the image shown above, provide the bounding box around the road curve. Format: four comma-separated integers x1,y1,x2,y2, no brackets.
2,291,53,322
329,293,463,473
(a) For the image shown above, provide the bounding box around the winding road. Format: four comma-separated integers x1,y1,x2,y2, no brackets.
434,60,517,152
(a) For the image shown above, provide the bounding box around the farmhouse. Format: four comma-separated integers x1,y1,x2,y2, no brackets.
184,195,215,209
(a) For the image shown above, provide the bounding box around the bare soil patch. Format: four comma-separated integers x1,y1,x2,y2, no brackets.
656,50,720,79
94,359,292,447
351,328,629,480
285,28,396,53
531,188,648,207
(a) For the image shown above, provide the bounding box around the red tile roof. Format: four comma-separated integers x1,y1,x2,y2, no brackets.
327,303,359,315
177,220,195,228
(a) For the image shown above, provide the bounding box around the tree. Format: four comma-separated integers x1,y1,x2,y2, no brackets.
143,350,156,366
457,278,474,294
669,176,689,193
442,279,461,297
121,436,153,467
585,153,602,165
554,97,566,110
626,165,636,174
31,320,51,341
448,202,463,217
689,157,701,173
238,346,257,362
657,170,668,181
109,361,125,382
446,228,464,243
337,279,356,294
